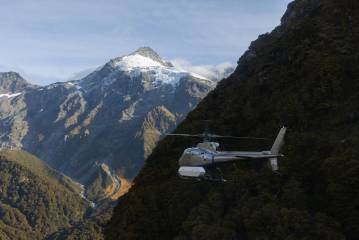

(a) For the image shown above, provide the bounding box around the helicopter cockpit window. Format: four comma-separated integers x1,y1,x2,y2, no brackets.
194,149,202,155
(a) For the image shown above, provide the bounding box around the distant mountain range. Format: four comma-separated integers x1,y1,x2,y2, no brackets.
0,47,233,203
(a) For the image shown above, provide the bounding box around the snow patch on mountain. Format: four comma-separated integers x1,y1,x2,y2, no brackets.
128,66,190,86
0,92,22,98
114,54,163,70
119,101,139,122
66,81,83,91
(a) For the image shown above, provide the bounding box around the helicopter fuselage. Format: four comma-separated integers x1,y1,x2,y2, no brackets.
178,143,279,167
176,127,287,180
178,146,280,180
178,146,243,167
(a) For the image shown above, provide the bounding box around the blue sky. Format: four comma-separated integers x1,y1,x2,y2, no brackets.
0,0,291,85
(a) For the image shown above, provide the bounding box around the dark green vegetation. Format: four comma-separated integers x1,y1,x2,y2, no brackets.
106,0,359,239
0,150,90,239
47,211,110,240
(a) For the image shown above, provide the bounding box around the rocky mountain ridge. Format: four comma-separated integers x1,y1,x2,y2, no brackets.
0,72,35,94
0,47,218,203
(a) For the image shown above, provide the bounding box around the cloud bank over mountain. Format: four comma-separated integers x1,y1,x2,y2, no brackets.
171,59,235,81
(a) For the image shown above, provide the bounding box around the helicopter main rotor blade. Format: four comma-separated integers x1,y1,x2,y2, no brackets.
166,133,204,138
207,134,270,140
166,133,270,140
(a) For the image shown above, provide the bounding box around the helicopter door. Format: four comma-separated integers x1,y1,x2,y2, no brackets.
201,152,213,163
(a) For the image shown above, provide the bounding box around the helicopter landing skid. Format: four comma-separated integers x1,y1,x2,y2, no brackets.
202,167,227,182
179,175,227,182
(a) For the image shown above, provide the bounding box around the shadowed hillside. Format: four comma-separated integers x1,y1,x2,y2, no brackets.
0,150,89,240
106,0,359,239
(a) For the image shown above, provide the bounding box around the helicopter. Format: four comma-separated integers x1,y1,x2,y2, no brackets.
167,126,286,182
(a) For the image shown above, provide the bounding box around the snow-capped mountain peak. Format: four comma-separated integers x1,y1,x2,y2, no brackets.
130,47,172,66
75,47,213,93
108,47,210,87
112,47,172,69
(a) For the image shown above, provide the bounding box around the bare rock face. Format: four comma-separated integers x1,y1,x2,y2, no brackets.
0,72,36,94
0,48,216,202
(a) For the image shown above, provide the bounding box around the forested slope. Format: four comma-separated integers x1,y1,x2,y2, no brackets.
106,0,359,239
0,150,89,240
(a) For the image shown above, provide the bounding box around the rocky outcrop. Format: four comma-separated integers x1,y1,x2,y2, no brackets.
0,72,35,94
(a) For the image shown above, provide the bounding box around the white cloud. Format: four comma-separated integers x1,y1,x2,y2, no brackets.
171,59,235,81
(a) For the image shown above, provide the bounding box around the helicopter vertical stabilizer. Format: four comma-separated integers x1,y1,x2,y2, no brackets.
269,126,286,171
